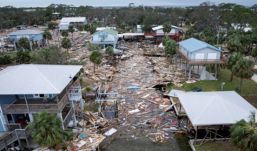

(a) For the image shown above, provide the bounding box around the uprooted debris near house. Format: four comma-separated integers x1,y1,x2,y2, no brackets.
76,111,109,130
95,42,186,144
68,130,106,151
142,45,165,57
67,41,191,150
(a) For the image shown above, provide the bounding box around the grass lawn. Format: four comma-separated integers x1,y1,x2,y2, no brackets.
194,141,239,151
182,69,257,107
174,134,192,151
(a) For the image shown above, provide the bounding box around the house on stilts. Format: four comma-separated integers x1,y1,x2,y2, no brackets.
178,38,225,80
168,90,257,150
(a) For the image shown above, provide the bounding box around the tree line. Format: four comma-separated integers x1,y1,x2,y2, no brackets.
0,3,256,31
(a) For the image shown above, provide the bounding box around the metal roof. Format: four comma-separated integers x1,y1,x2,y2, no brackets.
176,91,257,126
0,64,82,95
179,38,221,52
118,33,144,38
92,29,118,44
96,27,116,31
8,29,43,36
98,29,118,35
152,25,183,31
60,17,86,23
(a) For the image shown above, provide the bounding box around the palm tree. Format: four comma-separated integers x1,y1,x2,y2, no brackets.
18,37,31,50
232,57,254,92
61,37,71,51
43,30,52,45
68,25,75,40
227,33,243,52
227,52,242,81
106,46,115,65
84,24,91,32
251,48,257,63
163,22,171,36
16,50,31,64
89,24,96,34
61,31,69,37
0,55,13,65
29,112,71,149
164,39,177,62
47,21,57,30
32,46,67,64
230,112,257,151
90,50,102,73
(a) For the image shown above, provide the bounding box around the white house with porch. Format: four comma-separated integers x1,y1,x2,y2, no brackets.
0,64,83,150
91,29,118,49
178,38,224,80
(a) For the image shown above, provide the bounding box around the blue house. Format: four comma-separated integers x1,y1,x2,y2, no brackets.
8,29,44,50
178,38,224,80
179,38,222,62
0,64,83,149
91,29,118,49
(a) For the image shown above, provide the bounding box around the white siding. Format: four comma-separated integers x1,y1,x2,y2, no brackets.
190,47,220,61
195,53,205,59
207,53,217,60
155,28,178,35
179,46,188,57
156,29,164,35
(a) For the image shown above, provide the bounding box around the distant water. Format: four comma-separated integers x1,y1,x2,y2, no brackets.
0,0,254,7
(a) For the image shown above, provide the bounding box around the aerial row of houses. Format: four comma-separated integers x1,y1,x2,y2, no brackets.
0,62,255,150
0,16,256,150
5,17,224,81
4,16,225,82
4,16,183,50
4,15,252,51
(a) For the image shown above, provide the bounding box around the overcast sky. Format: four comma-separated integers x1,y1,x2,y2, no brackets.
0,0,256,7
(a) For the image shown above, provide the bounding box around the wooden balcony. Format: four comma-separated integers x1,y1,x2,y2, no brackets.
1,93,69,114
